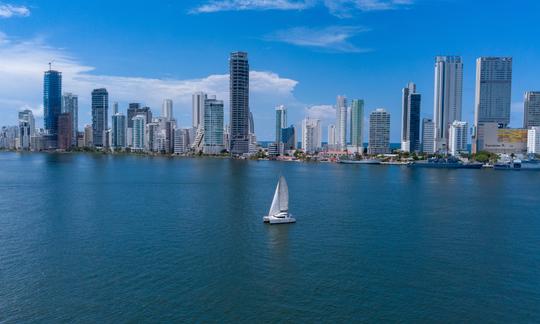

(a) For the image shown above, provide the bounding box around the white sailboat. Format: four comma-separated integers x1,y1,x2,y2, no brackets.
263,176,296,224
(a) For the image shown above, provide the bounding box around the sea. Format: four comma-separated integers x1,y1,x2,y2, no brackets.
0,152,539,322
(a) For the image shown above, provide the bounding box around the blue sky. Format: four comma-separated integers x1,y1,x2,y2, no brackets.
0,0,539,141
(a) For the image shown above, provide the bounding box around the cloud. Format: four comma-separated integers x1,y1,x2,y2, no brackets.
265,26,370,52
190,0,312,14
0,3,30,18
0,32,299,140
191,0,412,16
305,104,335,121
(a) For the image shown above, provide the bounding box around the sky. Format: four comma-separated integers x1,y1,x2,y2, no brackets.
0,0,539,141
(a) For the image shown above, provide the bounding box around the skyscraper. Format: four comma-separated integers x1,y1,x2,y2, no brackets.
57,113,72,150
62,93,78,147
473,57,512,153
43,69,62,145
449,121,468,156
162,99,173,121
127,104,152,128
421,118,435,154
350,99,364,151
275,105,287,143
281,125,296,151
203,98,225,154
524,91,540,128
111,113,127,148
18,120,31,150
229,51,250,154
401,82,421,152
336,95,347,150
91,88,108,147
368,109,390,155
132,115,146,150
302,118,321,154
192,92,207,129
328,124,336,147
433,56,463,152
18,110,35,137
112,102,118,114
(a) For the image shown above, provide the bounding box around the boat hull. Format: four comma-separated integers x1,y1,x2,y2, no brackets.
263,215,296,224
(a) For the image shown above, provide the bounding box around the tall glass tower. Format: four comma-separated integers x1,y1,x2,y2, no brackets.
275,105,287,143
229,51,250,154
44,70,62,137
91,88,109,147
350,99,364,150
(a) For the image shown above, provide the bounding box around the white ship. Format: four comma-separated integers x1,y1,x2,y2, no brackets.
263,176,296,225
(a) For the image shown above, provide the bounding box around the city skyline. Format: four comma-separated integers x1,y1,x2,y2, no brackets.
0,1,539,141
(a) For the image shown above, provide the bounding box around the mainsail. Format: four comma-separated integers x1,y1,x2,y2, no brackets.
268,176,289,216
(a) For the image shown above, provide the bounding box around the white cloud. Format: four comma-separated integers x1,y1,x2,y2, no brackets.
0,3,30,18
265,25,370,52
190,0,312,14
305,104,335,121
191,0,412,16
0,32,299,140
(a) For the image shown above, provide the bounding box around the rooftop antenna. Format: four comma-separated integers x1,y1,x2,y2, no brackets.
48,59,55,71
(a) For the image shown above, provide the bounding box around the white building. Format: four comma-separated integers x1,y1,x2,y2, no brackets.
368,108,390,155
524,91,540,128
433,56,463,152
528,127,540,154
421,118,435,154
174,128,190,154
132,115,146,150
336,95,347,150
449,121,468,156
192,92,206,129
302,118,321,154
162,99,173,121
327,124,336,147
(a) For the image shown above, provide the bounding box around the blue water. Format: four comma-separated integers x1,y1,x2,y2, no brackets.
0,152,539,322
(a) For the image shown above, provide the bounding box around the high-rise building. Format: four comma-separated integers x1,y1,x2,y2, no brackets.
111,113,127,148
18,110,35,137
127,104,152,128
57,113,72,150
192,92,207,129
368,109,390,155
174,129,190,154
449,121,468,156
84,124,93,147
18,120,31,150
336,95,347,149
524,91,540,128
203,98,225,154
327,124,336,147
162,99,173,121
132,115,146,150
401,83,421,152
281,125,296,151
472,57,513,153
62,93,78,147
421,118,435,154
112,102,118,114
229,51,250,154
44,69,62,147
528,127,540,154
433,56,463,152
302,118,321,154
350,99,364,150
275,105,287,143
91,88,108,147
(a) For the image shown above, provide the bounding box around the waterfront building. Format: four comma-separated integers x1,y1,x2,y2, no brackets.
229,51,250,154
350,99,364,152
18,120,31,150
336,95,347,150
0,126,18,149
18,110,35,138
62,93,78,146
112,102,118,114
281,125,296,151
302,118,322,154
433,56,463,152
162,99,173,121
368,109,390,155
44,69,62,137
83,124,93,147
328,124,336,148
267,142,283,157
275,105,287,143
127,104,152,128
401,83,421,152
528,127,540,154
111,113,127,149
174,128,190,154
132,115,146,150
476,122,527,154
421,118,435,154
192,92,207,129
203,98,225,154
91,88,108,147
57,113,72,150
524,91,540,128
449,121,468,156
77,132,84,148
472,57,512,153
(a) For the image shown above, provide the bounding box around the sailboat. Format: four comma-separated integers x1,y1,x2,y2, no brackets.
263,176,296,224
